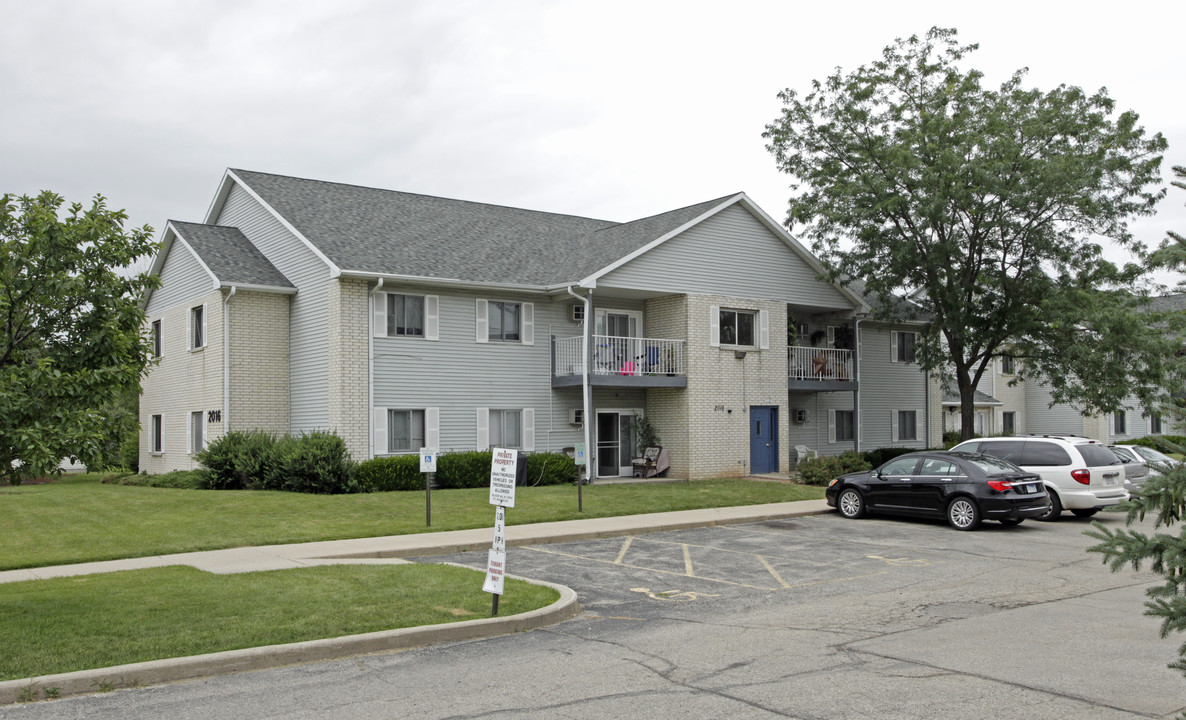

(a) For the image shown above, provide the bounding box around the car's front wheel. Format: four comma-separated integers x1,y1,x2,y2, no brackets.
837,488,865,519
1038,489,1062,521
947,497,981,531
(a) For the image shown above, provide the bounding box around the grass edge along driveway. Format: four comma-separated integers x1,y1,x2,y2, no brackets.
1,475,823,571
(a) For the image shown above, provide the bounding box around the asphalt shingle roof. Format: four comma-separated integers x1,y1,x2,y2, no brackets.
942,389,1002,406
171,221,294,289
230,169,739,286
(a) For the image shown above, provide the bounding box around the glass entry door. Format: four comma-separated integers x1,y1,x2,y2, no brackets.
596,411,637,477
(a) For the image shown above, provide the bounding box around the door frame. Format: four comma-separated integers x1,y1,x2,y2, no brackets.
595,408,643,478
749,405,780,474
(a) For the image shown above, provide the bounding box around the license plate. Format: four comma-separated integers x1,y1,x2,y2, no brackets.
1105,478,1116,486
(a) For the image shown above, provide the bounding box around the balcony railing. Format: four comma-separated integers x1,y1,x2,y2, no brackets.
555,335,685,377
790,346,854,382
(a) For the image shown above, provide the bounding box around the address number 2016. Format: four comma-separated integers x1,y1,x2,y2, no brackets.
714,405,726,412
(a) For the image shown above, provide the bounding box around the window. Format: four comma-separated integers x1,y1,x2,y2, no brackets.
896,410,917,441
881,457,920,475
387,294,424,337
1019,441,1071,467
1000,355,1015,374
836,410,854,441
1002,411,1016,435
894,332,917,363
151,319,162,357
190,305,206,349
488,301,521,342
190,411,204,454
151,414,163,453
388,409,425,453
719,309,756,346
1114,411,1127,436
1151,414,1162,434
489,409,522,448
920,458,960,476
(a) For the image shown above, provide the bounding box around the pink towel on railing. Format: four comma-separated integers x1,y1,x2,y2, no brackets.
620,361,636,376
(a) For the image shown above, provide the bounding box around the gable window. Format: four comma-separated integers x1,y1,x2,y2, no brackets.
835,410,854,441
190,411,205,454
1000,355,1015,374
151,319,162,358
489,409,522,448
388,409,425,453
719,309,756,346
151,414,163,453
488,301,521,342
190,305,206,350
1151,413,1162,434
387,294,425,337
1114,410,1126,435
892,332,917,363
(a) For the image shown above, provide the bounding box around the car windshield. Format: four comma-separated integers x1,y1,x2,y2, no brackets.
965,455,1026,476
1077,444,1121,467
1133,446,1176,464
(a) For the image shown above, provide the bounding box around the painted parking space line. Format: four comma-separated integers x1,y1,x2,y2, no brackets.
614,537,632,565
758,555,790,588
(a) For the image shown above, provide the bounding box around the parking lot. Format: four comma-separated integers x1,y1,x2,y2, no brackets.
12,510,1185,719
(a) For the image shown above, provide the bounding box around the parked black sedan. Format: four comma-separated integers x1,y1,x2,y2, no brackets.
825,451,1050,530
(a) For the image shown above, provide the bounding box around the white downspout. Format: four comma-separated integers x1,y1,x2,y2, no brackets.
223,286,237,434
566,285,592,481
368,278,385,459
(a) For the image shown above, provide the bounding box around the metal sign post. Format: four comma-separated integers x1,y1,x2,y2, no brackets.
484,448,522,616
420,448,437,527
573,442,587,512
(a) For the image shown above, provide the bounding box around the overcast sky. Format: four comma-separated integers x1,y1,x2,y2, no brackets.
3,0,1184,286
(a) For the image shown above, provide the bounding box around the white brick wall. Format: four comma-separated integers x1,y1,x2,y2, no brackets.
327,278,370,461
228,291,290,435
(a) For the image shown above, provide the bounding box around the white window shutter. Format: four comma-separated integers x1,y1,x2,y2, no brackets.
595,309,606,336
373,407,388,455
709,305,720,347
522,302,534,345
828,409,836,444
759,310,770,350
425,407,440,450
372,292,387,338
476,408,489,449
475,299,488,343
890,331,899,363
425,295,439,341
891,410,899,442
522,408,535,451
827,325,835,347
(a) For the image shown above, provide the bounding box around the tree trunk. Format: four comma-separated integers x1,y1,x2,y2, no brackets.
959,376,977,441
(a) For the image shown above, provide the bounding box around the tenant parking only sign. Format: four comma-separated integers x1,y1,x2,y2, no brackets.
489,447,519,508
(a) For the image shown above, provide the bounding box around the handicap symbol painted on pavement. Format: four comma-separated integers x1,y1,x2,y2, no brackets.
630,587,720,602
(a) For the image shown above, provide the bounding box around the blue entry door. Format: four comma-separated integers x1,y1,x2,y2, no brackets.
750,406,779,474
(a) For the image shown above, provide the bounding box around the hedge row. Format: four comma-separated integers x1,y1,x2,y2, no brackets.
197,430,578,494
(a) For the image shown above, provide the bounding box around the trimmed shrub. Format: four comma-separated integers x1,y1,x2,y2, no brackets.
524,452,578,486
436,450,494,489
864,446,920,467
796,456,845,486
267,432,360,494
105,470,207,489
197,430,277,490
1129,435,1186,452
356,455,424,492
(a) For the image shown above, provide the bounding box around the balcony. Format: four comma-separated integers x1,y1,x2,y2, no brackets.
553,335,687,388
789,346,857,391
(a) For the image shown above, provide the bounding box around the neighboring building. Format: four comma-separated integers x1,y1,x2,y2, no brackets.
140,169,942,478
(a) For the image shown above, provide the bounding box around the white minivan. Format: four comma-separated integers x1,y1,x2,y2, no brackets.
950,435,1127,520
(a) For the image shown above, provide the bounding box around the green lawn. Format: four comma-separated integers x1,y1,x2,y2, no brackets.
0,564,557,681
0,475,822,570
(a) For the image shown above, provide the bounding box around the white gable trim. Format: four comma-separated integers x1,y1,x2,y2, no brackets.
206,169,341,278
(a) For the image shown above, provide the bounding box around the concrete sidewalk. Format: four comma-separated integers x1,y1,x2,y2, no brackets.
0,499,831,704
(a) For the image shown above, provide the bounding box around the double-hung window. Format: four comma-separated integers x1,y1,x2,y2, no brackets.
388,409,426,453
835,410,854,441
1151,413,1162,434
1000,355,1015,374
719,309,756,347
488,301,521,342
1114,411,1127,435
151,414,163,453
190,411,205,454
1002,411,1016,435
190,305,206,350
893,332,917,363
488,409,522,448
894,410,917,441
387,294,425,337
151,319,162,358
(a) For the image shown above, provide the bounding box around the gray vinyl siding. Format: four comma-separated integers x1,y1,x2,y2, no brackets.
214,182,331,433
788,390,857,456
597,205,852,308
856,325,928,450
374,289,588,453
146,241,214,314
1024,384,1088,436
1109,393,1152,442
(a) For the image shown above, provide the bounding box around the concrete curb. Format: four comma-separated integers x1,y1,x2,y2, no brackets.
0,578,579,705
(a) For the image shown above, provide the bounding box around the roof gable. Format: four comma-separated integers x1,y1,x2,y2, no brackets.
169,221,295,291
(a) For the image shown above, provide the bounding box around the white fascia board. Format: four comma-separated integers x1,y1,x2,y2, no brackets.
579,194,745,286
142,225,176,308
219,282,298,295
738,195,871,314
337,270,550,294
202,169,237,226
216,169,341,278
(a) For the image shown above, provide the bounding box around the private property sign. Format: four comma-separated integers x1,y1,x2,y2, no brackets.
489,447,518,508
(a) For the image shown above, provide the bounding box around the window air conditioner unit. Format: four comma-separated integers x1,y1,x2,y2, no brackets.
569,408,584,425
572,305,585,322
794,409,808,424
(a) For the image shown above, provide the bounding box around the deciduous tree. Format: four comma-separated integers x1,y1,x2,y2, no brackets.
0,191,157,483
763,27,1176,439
